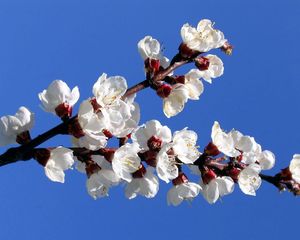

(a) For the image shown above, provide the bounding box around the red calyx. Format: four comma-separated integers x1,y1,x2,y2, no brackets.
174,75,185,84
145,58,160,73
195,56,210,71
202,169,217,184
172,172,189,186
86,160,101,178
16,131,31,145
204,142,220,156
132,164,146,178
139,150,158,167
179,43,200,59
55,103,72,119
226,168,241,182
147,136,162,151
34,148,51,167
280,167,292,181
103,129,113,139
68,118,85,138
156,84,172,98
90,98,101,113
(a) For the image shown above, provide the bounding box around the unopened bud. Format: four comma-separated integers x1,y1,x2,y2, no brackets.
195,56,210,71
202,169,217,184
156,84,172,98
204,142,220,156
172,172,189,185
55,103,72,119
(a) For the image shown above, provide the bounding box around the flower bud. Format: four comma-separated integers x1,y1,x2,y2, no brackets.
204,142,220,156
156,84,172,98
202,169,217,184
172,172,189,185
195,56,210,71
55,103,72,119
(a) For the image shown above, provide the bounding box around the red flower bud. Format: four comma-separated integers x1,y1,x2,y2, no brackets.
195,56,210,71
156,84,172,98
55,103,72,119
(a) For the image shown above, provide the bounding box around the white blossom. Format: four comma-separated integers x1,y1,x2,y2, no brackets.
200,176,234,204
125,167,159,199
199,55,224,84
181,19,226,53
289,154,300,183
184,69,204,100
163,84,189,118
211,121,276,170
238,163,262,196
92,73,127,107
0,107,34,146
44,147,75,183
167,182,201,206
138,36,170,69
112,143,141,182
156,144,179,183
172,128,201,164
131,119,172,151
77,99,107,150
38,80,79,114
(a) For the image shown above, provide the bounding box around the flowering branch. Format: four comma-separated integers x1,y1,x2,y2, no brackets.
0,19,299,205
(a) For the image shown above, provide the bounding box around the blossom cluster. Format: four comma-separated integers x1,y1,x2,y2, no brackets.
0,19,299,205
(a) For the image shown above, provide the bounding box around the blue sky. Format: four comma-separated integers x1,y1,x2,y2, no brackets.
0,0,299,239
